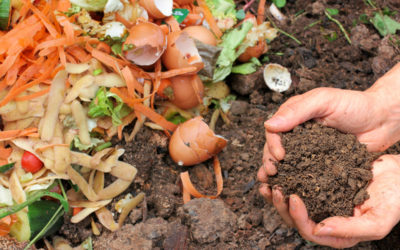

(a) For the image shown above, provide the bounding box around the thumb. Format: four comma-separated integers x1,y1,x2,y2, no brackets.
265,88,335,133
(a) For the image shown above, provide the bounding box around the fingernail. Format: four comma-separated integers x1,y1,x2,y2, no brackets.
265,116,284,129
272,189,280,202
315,226,333,236
290,195,297,211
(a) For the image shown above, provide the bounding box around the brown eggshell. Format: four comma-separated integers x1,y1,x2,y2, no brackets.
169,117,227,166
238,40,267,63
123,22,167,66
139,0,172,19
161,31,204,71
169,74,204,110
183,26,217,46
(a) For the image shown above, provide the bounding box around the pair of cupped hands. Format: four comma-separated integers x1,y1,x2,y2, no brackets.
258,63,400,248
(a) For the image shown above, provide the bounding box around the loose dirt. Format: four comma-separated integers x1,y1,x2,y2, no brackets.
268,122,378,222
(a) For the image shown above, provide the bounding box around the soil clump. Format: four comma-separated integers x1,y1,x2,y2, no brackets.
269,121,379,222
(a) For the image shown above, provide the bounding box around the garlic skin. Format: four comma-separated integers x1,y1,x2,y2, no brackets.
169,117,227,166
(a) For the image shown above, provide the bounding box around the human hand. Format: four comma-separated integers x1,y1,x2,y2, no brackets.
261,62,400,177
260,154,400,248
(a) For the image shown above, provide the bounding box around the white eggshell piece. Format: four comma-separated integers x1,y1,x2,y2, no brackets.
263,63,292,93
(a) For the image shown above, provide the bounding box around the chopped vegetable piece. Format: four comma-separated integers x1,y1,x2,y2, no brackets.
93,68,103,76
213,21,253,82
0,162,14,173
28,200,64,240
21,151,44,174
231,57,262,74
95,142,112,152
0,214,16,236
88,87,131,126
204,0,237,31
73,207,84,216
69,0,107,11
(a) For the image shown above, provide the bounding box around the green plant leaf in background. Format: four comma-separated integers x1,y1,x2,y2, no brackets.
273,0,286,8
371,13,400,36
326,8,339,16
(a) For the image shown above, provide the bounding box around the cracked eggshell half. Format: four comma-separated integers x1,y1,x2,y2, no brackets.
162,31,204,72
263,63,292,92
169,117,227,166
139,0,172,19
182,26,217,46
123,22,167,66
169,74,204,110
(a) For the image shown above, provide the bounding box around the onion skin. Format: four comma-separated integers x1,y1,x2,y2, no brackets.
169,74,204,110
183,26,217,46
162,31,204,72
237,40,267,63
169,117,227,166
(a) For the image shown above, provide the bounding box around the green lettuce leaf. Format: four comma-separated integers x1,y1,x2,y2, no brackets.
231,57,262,75
205,0,237,20
72,136,104,151
213,21,253,82
88,87,131,126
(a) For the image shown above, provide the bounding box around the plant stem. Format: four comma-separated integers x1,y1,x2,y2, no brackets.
324,10,352,45
266,15,302,45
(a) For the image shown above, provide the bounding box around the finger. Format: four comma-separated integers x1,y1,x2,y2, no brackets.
257,164,268,183
313,215,392,240
289,195,360,248
264,88,335,133
266,131,285,161
272,188,294,227
259,183,272,203
262,141,279,176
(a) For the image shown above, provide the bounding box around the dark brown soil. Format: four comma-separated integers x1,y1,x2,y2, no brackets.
268,122,378,222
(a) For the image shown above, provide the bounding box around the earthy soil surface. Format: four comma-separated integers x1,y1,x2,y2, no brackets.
19,0,400,249
268,122,377,222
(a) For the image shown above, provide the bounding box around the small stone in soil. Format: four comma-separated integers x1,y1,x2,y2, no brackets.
178,198,237,244
268,121,379,222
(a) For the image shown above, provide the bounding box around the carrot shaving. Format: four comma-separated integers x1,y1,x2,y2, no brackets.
196,0,222,38
27,1,59,38
15,87,50,101
91,49,126,74
180,156,223,203
115,13,134,29
117,125,123,140
35,143,69,152
96,42,111,54
66,46,91,63
56,0,71,12
257,0,266,25
121,66,143,95
133,103,177,132
0,128,38,141
58,46,67,66
109,87,143,108
147,66,198,79
150,60,162,109
0,147,13,160
0,215,17,236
